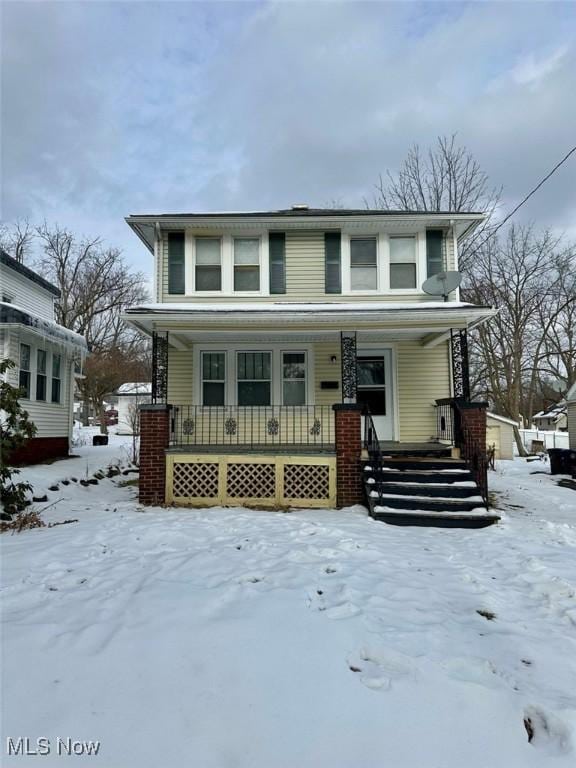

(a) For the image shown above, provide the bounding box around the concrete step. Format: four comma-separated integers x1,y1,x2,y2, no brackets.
371,482,480,499
369,494,485,513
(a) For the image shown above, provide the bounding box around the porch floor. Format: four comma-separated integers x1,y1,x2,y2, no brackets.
167,444,335,455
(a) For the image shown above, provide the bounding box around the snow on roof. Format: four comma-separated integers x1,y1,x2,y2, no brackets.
0,301,88,350
115,382,152,395
533,404,566,420
126,301,488,314
487,412,518,427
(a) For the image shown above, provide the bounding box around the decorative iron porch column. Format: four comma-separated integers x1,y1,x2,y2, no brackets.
450,329,471,402
151,330,169,404
340,331,358,403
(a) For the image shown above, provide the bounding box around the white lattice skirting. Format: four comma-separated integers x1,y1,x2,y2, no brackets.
166,454,336,508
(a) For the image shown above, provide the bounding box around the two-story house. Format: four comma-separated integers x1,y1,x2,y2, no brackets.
0,249,88,463
124,207,498,526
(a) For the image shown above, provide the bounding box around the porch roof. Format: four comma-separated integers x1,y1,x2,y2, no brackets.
123,301,496,346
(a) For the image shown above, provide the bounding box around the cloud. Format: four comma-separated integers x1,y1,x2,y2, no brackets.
2,1,575,270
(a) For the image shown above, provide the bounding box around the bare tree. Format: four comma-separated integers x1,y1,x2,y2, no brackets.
35,223,150,430
0,219,35,263
465,226,575,437
370,135,501,271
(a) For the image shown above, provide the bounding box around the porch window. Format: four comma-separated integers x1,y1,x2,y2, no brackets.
350,238,377,291
51,353,61,403
389,236,417,289
237,352,271,406
234,238,260,291
202,352,226,406
282,352,306,405
19,343,31,398
36,349,47,401
195,238,222,291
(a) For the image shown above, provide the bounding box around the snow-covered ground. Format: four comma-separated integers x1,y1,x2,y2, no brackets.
1,449,576,767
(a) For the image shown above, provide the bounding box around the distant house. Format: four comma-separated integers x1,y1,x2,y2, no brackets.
486,412,517,460
567,384,576,450
0,249,88,462
532,403,567,432
114,382,152,434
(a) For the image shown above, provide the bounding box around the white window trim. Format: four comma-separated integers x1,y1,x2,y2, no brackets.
186,231,270,297
193,343,314,406
341,230,427,295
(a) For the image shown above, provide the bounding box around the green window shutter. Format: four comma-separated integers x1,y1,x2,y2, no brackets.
269,232,286,294
325,232,341,294
168,232,185,295
426,229,444,278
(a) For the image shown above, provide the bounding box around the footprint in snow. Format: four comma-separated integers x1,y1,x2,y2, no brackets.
523,705,572,755
348,647,414,691
307,587,361,619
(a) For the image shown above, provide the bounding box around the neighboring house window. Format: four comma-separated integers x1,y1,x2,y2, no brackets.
282,352,306,405
390,236,417,289
233,238,260,291
195,238,222,291
51,353,62,403
19,344,31,398
237,352,271,406
2,293,13,303
202,352,226,406
36,349,47,401
350,238,377,291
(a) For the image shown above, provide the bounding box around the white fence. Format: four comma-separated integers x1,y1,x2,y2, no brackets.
518,429,569,451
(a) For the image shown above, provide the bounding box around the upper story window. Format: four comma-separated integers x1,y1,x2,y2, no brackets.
233,238,260,292
350,238,378,291
19,344,31,398
195,238,222,291
389,236,417,289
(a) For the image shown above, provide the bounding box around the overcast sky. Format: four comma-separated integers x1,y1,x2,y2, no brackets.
2,0,575,276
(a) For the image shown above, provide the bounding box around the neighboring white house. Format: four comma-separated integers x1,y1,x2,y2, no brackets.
567,383,576,451
0,249,88,462
114,382,152,434
532,403,567,432
486,412,517,460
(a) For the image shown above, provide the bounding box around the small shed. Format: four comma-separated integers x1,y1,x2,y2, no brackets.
567,383,576,451
486,412,517,460
114,382,152,435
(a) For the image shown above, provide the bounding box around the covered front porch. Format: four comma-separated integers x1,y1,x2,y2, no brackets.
127,301,495,514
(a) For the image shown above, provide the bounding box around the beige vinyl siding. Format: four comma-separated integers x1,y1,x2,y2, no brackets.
568,401,576,450
397,340,450,442
285,231,325,296
168,347,193,403
445,232,456,271
313,341,341,405
159,229,456,304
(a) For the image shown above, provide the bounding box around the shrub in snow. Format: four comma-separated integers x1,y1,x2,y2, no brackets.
0,359,37,520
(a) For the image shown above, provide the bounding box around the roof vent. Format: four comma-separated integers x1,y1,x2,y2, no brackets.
291,203,309,211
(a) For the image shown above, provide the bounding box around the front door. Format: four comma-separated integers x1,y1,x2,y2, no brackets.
356,351,394,440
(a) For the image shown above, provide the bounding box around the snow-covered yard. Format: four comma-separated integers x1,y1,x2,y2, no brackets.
1,446,576,767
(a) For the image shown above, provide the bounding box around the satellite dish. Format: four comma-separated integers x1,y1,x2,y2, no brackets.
422,271,462,302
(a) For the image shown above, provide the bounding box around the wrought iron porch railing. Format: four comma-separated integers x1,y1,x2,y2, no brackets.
363,408,383,467
170,405,335,449
435,398,456,444
435,398,489,506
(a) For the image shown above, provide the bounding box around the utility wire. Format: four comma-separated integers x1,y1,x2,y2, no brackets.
471,144,576,251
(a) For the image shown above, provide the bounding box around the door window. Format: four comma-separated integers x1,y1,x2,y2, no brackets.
356,357,386,415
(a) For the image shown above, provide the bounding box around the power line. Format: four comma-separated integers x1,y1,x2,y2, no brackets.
472,143,576,251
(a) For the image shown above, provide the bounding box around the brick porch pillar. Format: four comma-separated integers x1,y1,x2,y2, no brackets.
139,404,171,506
333,404,364,508
456,400,488,457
